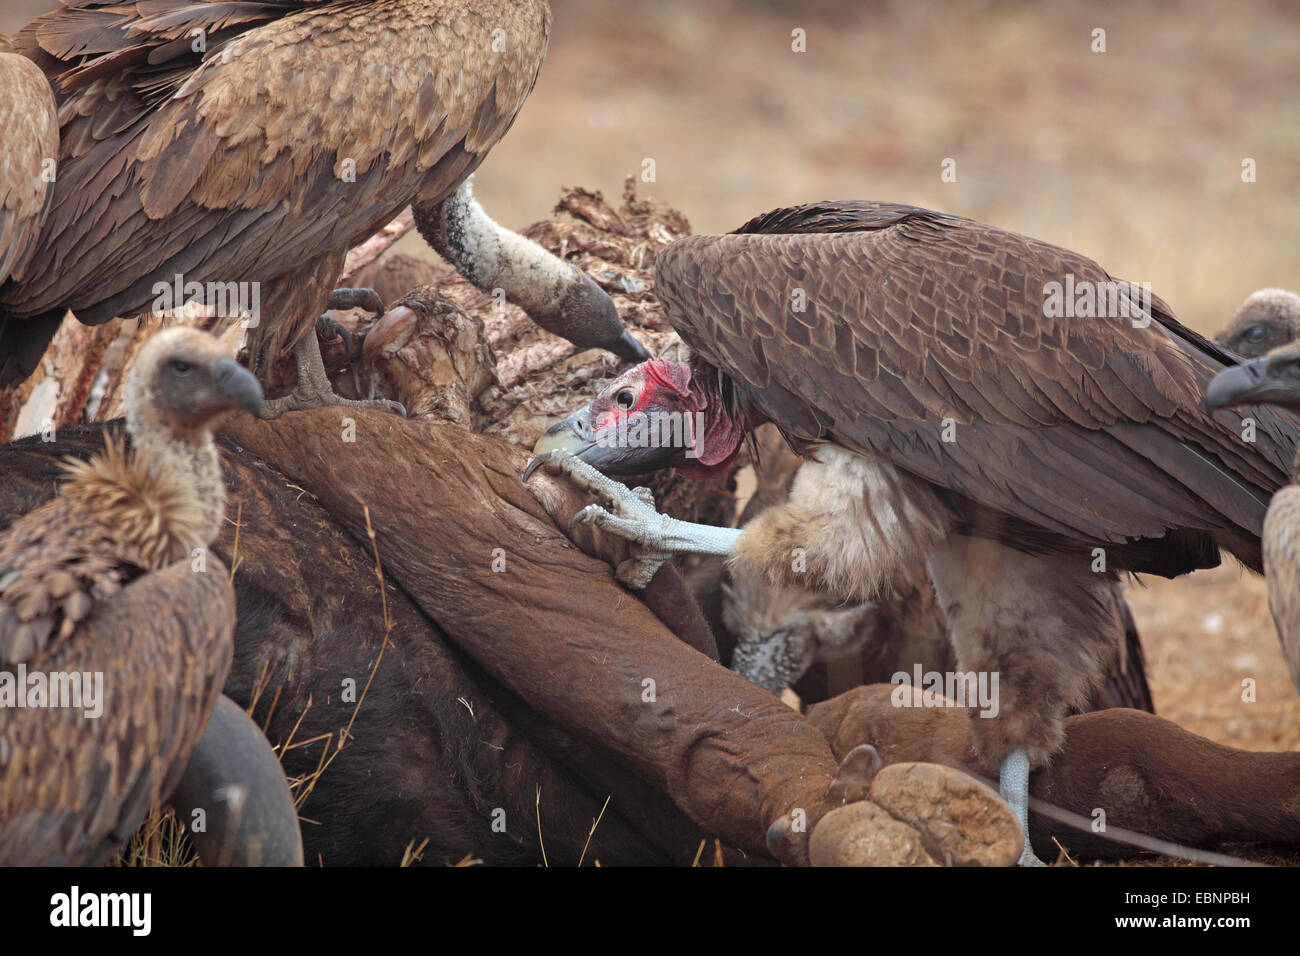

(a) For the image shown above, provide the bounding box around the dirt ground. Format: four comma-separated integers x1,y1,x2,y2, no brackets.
4,0,1298,756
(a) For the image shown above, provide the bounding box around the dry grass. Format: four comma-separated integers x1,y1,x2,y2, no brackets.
111,807,197,868
114,501,396,866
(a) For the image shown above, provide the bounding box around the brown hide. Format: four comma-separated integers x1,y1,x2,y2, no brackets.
223,409,841,862
809,686,1300,860
0,424,726,865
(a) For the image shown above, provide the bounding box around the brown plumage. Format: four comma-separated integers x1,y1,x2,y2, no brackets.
0,326,261,865
689,429,1153,711
0,0,643,399
1214,288,1300,358
709,534,1153,714
0,38,58,290
1204,339,1300,693
536,200,1300,861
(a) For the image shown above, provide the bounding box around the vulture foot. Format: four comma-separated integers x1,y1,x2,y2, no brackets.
326,286,385,315
315,313,353,359
260,330,405,419
315,285,383,370
523,450,741,588
999,747,1047,866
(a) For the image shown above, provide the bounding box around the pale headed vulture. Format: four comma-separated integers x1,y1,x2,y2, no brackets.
0,327,262,865
530,200,1300,865
1214,288,1300,359
1204,339,1300,697
0,39,58,291
0,0,645,410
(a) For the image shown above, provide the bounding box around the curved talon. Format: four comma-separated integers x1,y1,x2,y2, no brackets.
568,503,606,535
522,450,554,484
315,313,353,357
326,286,385,316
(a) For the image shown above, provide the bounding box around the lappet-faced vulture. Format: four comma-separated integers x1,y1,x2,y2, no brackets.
0,0,646,409
0,327,277,865
530,200,1300,865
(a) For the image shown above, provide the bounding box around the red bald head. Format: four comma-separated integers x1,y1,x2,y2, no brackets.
535,359,752,478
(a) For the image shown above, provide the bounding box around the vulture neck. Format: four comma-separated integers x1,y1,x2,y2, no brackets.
76,406,227,569
418,179,574,317
677,361,758,479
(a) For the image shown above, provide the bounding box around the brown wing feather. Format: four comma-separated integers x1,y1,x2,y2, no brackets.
0,560,234,866
3,0,550,362
0,491,132,666
0,430,218,664
656,201,1300,575
0,51,59,285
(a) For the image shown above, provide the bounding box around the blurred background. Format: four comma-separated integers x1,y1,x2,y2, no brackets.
5,0,1299,750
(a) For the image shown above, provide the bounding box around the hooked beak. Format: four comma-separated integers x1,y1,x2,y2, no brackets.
523,408,595,482
213,358,264,416
1203,356,1298,413
522,401,679,481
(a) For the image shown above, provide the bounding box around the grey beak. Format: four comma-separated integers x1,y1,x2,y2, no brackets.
1204,357,1273,412
522,398,680,480
214,358,264,415
523,407,596,482
533,407,596,456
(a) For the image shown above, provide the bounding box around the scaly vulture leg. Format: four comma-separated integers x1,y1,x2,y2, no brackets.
260,288,405,419
415,179,649,364
999,747,1047,867
524,450,741,586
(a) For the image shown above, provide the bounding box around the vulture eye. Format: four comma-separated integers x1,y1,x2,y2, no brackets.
615,389,636,409
169,359,193,375
1246,326,1266,343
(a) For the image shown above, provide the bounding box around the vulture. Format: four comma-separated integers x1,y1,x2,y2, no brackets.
681,431,1153,710
712,538,1153,713
0,38,58,291
1214,288,1300,359
688,430,1153,709
0,326,263,865
1204,339,1300,693
0,0,646,409
529,200,1300,865
4,413,1297,864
